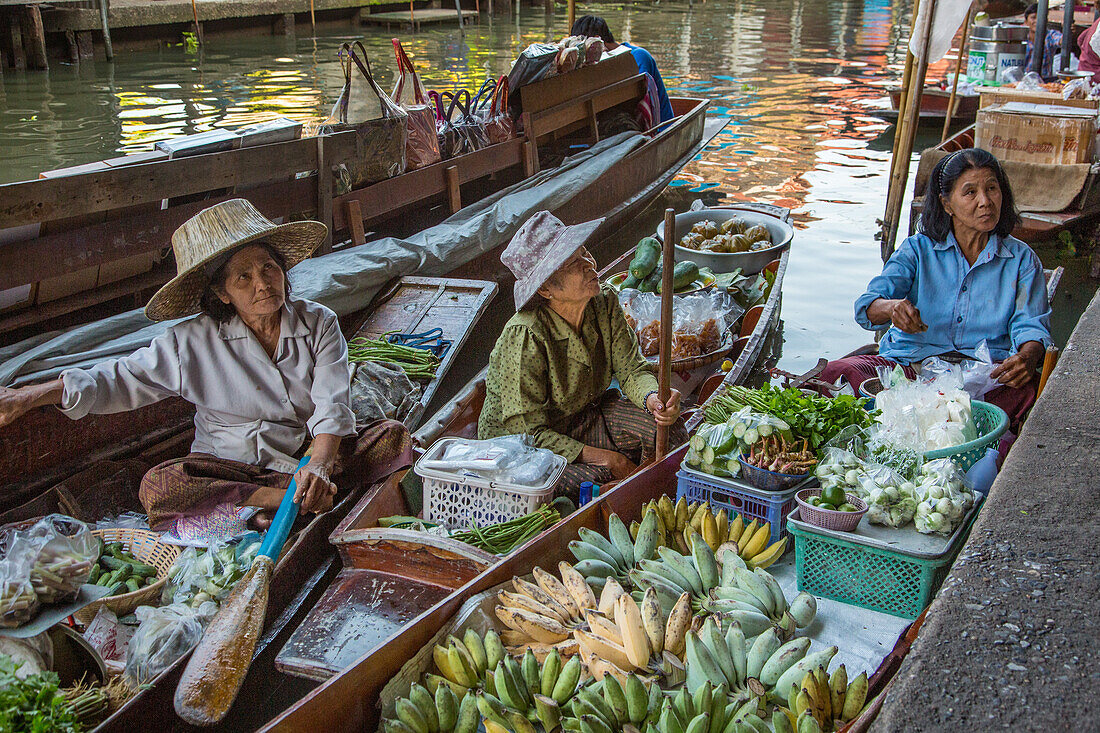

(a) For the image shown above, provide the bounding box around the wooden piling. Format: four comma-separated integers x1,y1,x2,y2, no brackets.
65,29,80,64
275,12,295,35
21,4,47,71
77,30,94,60
9,15,26,70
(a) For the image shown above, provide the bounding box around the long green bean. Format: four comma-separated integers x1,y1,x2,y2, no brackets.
347,336,441,379
451,504,560,555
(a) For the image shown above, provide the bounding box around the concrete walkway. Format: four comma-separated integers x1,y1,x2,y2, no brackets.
873,287,1100,730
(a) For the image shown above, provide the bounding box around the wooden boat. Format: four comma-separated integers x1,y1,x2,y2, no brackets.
871,86,981,125
0,73,721,731
909,124,1100,242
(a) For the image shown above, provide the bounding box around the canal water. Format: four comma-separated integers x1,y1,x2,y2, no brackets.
0,0,1090,371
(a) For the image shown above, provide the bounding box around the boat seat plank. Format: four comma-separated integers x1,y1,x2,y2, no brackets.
518,51,638,117
525,75,648,144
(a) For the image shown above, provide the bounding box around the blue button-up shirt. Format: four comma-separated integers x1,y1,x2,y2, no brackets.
855,232,1052,364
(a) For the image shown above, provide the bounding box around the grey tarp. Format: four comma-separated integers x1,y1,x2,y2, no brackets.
0,132,645,386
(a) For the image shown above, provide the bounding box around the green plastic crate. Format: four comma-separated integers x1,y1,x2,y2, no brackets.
789,509,979,620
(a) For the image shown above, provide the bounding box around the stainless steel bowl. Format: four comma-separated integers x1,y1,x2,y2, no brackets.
657,208,794,275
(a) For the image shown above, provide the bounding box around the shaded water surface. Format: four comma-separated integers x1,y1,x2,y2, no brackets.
0,0,1090,367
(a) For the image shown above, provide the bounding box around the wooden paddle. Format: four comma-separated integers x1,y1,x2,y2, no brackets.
655,207,676,460
174,455,311,726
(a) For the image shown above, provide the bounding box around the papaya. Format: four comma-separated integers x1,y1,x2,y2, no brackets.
628,237,662,279
620,273,641,290
655,261,701,293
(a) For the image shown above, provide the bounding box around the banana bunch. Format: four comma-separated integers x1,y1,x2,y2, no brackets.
785,665,867,733
382,680,480,733
651,680,774,733
573,586,689,685
496,564,595,655
475,646,585,733
560,672,664,733
429,628,504,694
629,531,816,639
568,512,661,588
635,498,788,571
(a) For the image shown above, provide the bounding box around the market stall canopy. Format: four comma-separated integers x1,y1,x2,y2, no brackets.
0,132,646,387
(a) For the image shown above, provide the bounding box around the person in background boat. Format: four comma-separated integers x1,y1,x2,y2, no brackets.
820,148,1052,452
1024,3,1063,81
1075,15,1100,82
570,15,675,124
0,199,412,544
479,212,686,501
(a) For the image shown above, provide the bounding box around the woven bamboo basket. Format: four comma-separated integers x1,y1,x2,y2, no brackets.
76,529,181,623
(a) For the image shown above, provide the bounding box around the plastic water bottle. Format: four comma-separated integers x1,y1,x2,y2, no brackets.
579,482,593,505
591,484,601,499
965,447,1000,496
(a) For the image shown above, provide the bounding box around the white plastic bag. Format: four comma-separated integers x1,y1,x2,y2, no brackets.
861,465,918,528
161,536,261,608
11,514,99,604
421,436,559,487
914,458,977,535
919,340,998,400
124,602,217,685
873,366,977,452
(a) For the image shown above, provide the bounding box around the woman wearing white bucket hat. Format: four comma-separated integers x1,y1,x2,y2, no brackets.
479,211,686,499
0,199,411,543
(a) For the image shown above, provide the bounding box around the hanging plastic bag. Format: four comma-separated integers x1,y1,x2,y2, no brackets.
319,41,408,193
391,39,443,170
447,89,490,155
13,514,99,604
124,602,217,686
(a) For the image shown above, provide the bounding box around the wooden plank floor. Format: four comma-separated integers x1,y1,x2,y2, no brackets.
361,8,478,27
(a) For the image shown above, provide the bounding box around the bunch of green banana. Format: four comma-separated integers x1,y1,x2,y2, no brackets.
560,672,664,733
474,646,585,733
784,664,867,733
428,628,503,695
573,586,688,685
636,497,788,570
768,644,839,708
568,511,661,588
649,680,775,733
628,530,816,639
382,681,480,733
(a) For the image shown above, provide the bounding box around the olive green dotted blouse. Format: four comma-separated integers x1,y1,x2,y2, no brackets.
478,285,659,462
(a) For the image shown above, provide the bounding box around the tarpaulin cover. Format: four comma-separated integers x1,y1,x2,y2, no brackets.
0,132,645,387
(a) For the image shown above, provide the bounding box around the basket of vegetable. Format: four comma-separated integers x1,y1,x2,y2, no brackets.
795,488,867,532
737,436,818,492
75,529,181,623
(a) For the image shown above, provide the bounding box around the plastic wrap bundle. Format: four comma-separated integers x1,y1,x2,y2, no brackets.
814,446,867,495
619,290,743,360
913,458,977,535
861,465,918,528
686,406,794,477
124,602,218,686
417,435,559,487
874,365,977,452
12,515,99,604
161,537,261,609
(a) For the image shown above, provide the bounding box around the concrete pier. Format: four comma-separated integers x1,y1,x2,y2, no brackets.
873,287,1100,731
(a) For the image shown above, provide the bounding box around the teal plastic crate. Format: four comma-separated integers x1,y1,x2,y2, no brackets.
789,507,980,620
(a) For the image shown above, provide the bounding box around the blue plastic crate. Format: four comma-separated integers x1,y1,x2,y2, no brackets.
676,466,808,546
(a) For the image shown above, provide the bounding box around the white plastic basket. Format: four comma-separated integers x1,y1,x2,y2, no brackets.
415,438,566,529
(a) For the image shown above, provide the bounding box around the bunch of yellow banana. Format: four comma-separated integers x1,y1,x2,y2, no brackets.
495,563,595,656
635,497,788,571
785,664,868,733
559,672,663,733
573,585,690,687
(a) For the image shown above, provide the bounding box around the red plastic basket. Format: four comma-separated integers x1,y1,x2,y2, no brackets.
795,489,867,532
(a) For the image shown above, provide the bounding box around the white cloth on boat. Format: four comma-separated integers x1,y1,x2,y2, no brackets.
0,133,646,387
58,297,355,474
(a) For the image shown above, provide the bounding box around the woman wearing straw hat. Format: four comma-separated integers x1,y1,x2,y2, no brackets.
0,199,411,543
479,212,686,500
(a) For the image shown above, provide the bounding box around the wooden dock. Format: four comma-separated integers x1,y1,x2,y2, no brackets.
361,8,478,28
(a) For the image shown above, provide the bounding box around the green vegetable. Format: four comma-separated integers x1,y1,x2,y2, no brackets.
125,578,141,594
451,504,560,555
347,336,441,380
129,562,158,578
99,555,128,571
0,655,82,733
88,565,102,584
619,273,641,290
664,261,700,292
639,263,662,292
628,237,661,279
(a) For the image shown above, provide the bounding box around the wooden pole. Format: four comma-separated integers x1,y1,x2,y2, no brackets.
655,208,675,460
568,0,575,31
310,0,316,33
21,5,48,70
880,0,938,262
941,3,975,144
99,0,113,61
410,0,416,26
189,0,202,44
885,0,920,204
454,0,465,35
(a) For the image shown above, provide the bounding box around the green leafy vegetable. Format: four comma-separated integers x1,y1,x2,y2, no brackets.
0,654,82,733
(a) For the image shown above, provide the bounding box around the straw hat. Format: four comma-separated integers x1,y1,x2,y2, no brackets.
145,199,327,321
502,211,605,310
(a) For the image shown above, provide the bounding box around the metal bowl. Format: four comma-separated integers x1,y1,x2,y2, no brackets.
1057,70,1094,82
657,208,793,275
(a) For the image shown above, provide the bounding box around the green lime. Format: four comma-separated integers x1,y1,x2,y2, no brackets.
821,485,846,507
807,496,822,507
820,503,837,511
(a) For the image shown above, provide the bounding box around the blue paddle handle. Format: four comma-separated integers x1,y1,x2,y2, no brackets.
258,456,310,561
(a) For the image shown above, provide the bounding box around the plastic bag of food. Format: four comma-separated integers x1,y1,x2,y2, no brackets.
619,290,743,360
913,458,976,535
419,435,559,487
1016,71,1045,91
814,446,866,494
0,633,52,679
919,340,998,400
861,465,917,527
161,536,261,609
124,602,217,685
873,367,977,452
1064,77,1091,100
0,552,39,628
83,606,133,672
14,514,99,604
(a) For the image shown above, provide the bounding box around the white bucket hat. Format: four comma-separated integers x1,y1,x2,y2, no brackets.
501,211,605,310
144,198,327,321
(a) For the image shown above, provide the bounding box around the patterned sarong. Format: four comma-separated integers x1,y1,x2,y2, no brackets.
139,419,412,531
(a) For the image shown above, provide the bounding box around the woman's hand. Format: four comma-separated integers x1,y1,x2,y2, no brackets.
0,380,63,429
580,445,637,480
991,341,1044,389
867,298,927,334
646,389,682,427
293,464,337,514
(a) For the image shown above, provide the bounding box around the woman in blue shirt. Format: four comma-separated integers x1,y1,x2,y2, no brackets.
821,148,1052,434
